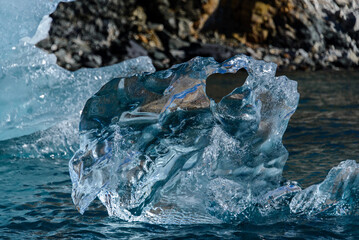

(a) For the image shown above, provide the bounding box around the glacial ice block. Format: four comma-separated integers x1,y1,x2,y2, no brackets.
69,55,300,223
0,0,155,141
0,48,154,141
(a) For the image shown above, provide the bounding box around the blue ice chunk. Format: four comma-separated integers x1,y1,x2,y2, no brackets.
69,55,300,223
0,0,155,141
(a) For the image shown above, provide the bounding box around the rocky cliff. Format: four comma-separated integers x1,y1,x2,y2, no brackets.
37,0,359,70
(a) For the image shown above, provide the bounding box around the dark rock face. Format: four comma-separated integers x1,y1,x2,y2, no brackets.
37,0,140,70
37,0,359,71
205,0,359,70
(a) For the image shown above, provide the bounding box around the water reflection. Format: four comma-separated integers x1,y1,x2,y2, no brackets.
281,71,359,187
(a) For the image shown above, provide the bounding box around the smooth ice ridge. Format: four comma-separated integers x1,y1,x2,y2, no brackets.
0,0,155,141
70,55,298,223
0,47,153,141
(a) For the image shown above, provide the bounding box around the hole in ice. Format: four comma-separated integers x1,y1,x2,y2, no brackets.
206,68,248,103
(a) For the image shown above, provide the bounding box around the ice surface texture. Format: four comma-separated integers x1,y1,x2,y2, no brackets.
0,0,154,141
70,55,302,223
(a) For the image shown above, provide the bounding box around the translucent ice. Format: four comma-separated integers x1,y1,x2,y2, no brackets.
0,0,155,141
0,0,67,48
69,55,301,223
290,160,359,216
0,48,153,141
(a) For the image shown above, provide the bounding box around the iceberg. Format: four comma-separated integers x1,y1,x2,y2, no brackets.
0,0,155,142
3,0,356,225
69,55,302,223
69,54,359,224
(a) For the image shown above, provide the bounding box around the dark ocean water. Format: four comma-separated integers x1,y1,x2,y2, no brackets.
282,71,359,188
0,71,358,239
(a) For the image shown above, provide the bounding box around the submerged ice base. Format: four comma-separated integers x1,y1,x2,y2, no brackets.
69,55,359,224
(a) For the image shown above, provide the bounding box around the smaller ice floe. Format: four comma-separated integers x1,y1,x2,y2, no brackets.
290,160,359,216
